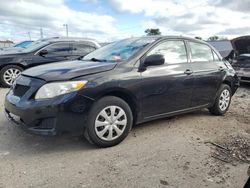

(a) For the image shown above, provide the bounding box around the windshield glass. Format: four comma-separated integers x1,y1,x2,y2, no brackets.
83,38,157,62
22,40,49,53
14,41,33,48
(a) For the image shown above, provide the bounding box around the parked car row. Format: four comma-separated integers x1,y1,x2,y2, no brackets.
0,37,101,87
4,36,239,147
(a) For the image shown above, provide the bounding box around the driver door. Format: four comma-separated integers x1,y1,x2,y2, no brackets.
140,40,194,118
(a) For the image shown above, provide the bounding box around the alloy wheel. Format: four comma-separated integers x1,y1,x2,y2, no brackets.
3,68,21,86
219,89,230,111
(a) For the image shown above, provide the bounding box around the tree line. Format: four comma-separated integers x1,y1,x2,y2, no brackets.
144,28,227,41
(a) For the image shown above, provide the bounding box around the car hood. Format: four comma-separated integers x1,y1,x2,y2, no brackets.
0,49,25,55
22,60,117,81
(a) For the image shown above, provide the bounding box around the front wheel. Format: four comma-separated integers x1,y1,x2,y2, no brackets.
84,96,133,147
209,84,232,115
0,65,23,87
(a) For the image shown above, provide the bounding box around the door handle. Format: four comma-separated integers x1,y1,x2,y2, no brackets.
184,69,193,75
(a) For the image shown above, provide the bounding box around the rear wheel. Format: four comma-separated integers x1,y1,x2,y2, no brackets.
209,84,232,115
84,96,133,147
0,65,23,87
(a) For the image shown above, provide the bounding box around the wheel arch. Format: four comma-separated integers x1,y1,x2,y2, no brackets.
97,88,139,124
222,79,232,88
221,77,237,95
0,63,25,71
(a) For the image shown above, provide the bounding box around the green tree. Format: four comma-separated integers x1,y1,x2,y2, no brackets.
145,28,161,36
208,35,219,41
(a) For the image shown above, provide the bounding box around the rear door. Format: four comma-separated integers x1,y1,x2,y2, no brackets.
141,40,194,118
188,41,225,107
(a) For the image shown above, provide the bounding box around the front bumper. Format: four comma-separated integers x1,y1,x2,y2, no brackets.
5,109,57,135
5,92,94,136
4,75,94,136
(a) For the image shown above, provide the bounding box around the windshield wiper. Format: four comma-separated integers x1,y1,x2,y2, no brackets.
89,58,107,62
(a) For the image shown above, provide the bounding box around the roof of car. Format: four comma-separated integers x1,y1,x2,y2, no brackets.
159,35,209,43
39,37,101,47
127,35,209,44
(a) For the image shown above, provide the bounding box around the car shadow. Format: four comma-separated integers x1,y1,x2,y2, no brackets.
2,109,211,156
2,120,97,155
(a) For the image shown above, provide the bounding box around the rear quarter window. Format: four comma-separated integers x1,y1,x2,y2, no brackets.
189,42,213,62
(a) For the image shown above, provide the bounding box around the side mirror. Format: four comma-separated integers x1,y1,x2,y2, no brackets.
38,49,48,56
143,54,165,67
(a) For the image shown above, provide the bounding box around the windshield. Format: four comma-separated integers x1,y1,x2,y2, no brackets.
22,40,49,53
14,41,33,48
83,38,157,62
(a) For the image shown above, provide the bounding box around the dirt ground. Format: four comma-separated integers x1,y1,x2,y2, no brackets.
0,85,249,188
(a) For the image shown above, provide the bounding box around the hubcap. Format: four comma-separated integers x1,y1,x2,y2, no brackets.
95,105,127,141
219,89,230,111
3,68,21,86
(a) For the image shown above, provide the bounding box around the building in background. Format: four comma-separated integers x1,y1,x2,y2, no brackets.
0,40,14,48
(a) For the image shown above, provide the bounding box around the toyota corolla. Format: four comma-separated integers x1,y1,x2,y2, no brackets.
5,36,239,147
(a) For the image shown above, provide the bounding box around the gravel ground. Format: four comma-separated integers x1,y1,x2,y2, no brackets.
0,85,249,188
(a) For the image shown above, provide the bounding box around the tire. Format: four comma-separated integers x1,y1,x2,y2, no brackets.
84,96,133,147
209,84,232,116
0,65,23,87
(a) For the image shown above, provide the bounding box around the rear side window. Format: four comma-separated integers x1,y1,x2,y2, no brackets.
148,40,187,64
189,42,213,62
45,43,72,55
72,43,96,55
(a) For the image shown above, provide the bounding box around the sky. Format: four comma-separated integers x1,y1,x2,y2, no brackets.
0,0,250,42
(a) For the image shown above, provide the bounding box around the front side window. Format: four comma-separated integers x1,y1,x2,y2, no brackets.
44,43,72,55
148,40,187,64
189,42,213,62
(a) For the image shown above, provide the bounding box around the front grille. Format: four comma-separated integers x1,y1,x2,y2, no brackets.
13,84,30,97
37,118,56,129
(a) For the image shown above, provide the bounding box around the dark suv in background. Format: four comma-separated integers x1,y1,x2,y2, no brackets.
5,36,239,147
209,37,250,83
231,54,250,83
0,37,101,87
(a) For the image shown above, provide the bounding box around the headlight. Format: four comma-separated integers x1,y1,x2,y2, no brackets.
35,81,87,99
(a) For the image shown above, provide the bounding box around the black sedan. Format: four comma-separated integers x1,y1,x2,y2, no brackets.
5,36,239,147
0,37,100,87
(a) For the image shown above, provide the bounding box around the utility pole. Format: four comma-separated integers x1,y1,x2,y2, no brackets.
40,28,43,39
27,32,31,40
63,24,68,37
